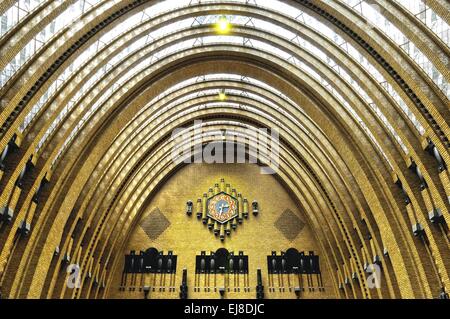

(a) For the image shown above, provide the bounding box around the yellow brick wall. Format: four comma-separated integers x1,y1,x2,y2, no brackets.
107,163,336,299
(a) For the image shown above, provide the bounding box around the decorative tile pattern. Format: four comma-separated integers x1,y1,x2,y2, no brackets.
139,208,170,240
275,209,305,241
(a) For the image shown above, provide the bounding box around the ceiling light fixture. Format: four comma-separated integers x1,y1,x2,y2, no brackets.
218,90,227,101
216,16,231,34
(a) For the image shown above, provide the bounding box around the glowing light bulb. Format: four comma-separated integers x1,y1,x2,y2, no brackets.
216,16,231,34
218,90,227,101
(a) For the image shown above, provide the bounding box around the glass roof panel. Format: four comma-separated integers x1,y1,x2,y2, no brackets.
30,15,407,162
3,1,428,170
2,0,431,143
341,0,449,99
16,1,424,139
0,0,50,38
0,0,105,88
393,0,449,46
49,34,394,170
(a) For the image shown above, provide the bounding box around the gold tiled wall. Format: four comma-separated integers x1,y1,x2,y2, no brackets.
108,163,336,299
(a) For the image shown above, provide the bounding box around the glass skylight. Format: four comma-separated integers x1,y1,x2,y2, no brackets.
0,0,49,37
393,0,449,46
342,0,449,99
0,0,105,88
3,0,434,171
29,16,407,159
50,33,394,170
32,16,406,168
17,1,425,141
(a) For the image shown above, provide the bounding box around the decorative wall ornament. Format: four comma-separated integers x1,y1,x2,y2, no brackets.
120,248,177,294
267,249,324,297
187,178,258,241
194,248,250,296
140,208,170,240
275,209,305,241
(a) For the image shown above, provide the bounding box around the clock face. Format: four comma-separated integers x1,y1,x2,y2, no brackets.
207,192,238,224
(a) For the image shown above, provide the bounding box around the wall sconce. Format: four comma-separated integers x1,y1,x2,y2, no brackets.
412,223,425,237
186,200,193,216
252,201,259,216
429,208,444,224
